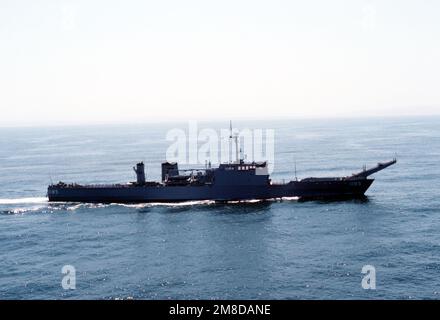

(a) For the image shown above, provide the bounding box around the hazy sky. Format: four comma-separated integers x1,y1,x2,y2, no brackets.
1,0,439,126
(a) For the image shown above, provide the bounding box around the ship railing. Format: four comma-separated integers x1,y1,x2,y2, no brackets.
54,183,136,189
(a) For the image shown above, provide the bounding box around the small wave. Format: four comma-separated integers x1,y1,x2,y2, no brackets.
0,197,48,205
227,199,265,204
280,196,299,201
117,198,299,207
115,200,217,209
1,205,47,215
225,197,299,204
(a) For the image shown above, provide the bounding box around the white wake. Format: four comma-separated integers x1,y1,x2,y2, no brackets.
0,197,48,205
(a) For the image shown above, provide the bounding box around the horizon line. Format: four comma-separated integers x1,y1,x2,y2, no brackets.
1,113,439,129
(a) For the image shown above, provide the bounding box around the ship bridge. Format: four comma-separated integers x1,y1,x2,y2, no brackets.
214,161,270,186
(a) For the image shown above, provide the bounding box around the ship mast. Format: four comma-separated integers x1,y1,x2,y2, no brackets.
294,159,298,181
229,121,240,163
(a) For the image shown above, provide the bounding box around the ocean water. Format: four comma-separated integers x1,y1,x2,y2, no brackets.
0,117,439,300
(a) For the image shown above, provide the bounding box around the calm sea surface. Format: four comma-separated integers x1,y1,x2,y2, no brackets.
0,117,439,299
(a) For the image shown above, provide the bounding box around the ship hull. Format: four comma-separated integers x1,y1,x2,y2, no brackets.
47,179,374,203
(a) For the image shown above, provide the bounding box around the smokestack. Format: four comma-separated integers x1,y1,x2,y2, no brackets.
133,162,146,185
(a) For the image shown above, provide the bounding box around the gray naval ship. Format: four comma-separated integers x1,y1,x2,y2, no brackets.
47,131,397,203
